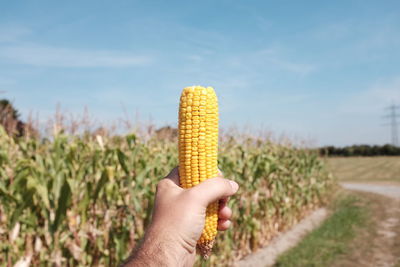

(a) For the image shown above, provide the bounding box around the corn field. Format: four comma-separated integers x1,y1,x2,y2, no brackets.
0,126,334,266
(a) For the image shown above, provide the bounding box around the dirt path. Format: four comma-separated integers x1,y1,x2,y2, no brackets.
235,208,329,267
236,183,400,267
339,183,400,267
341,183,400,199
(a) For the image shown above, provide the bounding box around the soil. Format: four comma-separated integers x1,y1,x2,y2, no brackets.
234,208,329,267
235,183,400,267
335,183,400,267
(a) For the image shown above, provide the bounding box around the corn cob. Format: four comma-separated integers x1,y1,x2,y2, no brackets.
178,86,219,258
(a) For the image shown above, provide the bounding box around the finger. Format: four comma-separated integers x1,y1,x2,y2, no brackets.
164,166,180,186
218,205,232,220
217,219,231,231
188,177,239,206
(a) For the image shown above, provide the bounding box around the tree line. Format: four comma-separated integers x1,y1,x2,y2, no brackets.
320,144,400,156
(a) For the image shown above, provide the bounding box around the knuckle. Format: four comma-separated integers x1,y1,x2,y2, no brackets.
183,188,204,205
210,177,231,193
184,188,198,201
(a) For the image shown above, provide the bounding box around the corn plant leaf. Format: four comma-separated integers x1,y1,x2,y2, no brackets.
93,170,108,202
117,150,129,175
52,179,71,233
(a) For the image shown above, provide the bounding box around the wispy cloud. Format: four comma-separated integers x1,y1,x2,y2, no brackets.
240,48,317,75
339,76,400,114
0,44,153,68
0,76,16,94
0,25,31,43
0,76,16,85
311,21,352,41
268,57,316,75
186,54,204,63
366,77,400,104
185,47,317,79
310,17,400,65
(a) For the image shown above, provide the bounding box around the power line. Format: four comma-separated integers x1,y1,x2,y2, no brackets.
383,104,400,146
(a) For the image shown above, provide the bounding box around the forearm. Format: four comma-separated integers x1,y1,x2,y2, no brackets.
123,242,171,267
121,227,182,267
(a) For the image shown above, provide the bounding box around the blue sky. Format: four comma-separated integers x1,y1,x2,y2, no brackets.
1,0,400,146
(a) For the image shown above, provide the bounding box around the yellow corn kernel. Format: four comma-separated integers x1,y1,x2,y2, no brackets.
178,85,219,258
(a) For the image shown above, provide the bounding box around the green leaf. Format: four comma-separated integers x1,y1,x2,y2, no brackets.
93,170,108,202
117,150,129,175
52,179,71,233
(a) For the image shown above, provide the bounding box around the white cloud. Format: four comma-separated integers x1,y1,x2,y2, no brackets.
0,44,153,68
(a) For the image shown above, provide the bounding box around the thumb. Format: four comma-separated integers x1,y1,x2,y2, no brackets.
188,177,239,207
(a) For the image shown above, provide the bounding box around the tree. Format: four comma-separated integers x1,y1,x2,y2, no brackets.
0,99,26,137
0,99,20,119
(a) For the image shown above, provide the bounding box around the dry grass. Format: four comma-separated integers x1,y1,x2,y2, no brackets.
275,190,400,267
324,157,400,183
275,191,368,267
331,191,400,267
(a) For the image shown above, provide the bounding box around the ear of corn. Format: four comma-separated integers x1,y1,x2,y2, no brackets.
178,86,219,258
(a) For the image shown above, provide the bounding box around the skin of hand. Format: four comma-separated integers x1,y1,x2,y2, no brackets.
122,167,239,267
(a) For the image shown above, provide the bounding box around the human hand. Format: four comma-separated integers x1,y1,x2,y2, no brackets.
124,167,239,267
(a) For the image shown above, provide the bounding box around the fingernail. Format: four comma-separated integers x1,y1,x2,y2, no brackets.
229,180,239,192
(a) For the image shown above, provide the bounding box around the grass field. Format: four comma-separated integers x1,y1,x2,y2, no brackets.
275,190,400,267
325,157,400,182
275,192,367,267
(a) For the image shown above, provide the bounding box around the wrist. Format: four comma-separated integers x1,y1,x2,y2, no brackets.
146,223,192,263
125,224,190,267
